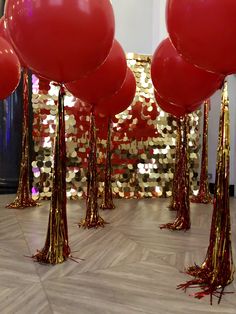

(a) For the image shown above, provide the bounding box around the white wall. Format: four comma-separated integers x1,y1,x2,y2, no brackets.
152,0,168,52
112,0,167,54
112,0,236,189
112,0,154,54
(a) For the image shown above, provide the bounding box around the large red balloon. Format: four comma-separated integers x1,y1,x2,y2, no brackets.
0,16,25,67
0,37,21,100
154,91,201,118
151,38,223,108
154,91,186,118
166,0,236,75
95,68,136,117
0,17,5,38
5,0,115,83
65,40,127,104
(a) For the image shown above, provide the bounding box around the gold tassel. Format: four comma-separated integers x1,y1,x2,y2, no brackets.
160,115,191,230
6,69,38,209
191,100,212,203
178,81,234,304
79,110,106,228
100,117,115,210
169,118,182,210
33,86,70,264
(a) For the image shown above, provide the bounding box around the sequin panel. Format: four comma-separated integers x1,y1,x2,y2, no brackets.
32,54,200,200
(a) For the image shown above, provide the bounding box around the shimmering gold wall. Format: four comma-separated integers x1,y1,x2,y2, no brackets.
31,54,200,200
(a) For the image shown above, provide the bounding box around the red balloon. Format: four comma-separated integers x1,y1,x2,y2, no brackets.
154,91,186,118
0,37,21,100
5,0,115,83
166,0,236,75
0,16,25,67
151,38,223,108
154,91,201,119
65,40,127,104
187,102,202,114
0,17,5,38
38,76,51,93
95,68,136,117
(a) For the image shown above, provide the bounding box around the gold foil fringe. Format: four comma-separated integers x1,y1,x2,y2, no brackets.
33,86,71,264
6,69,38,209
168,118,181,211
78,110,106,228
178,81,234,304
160,115,191,231
191,100,212,204
100,117,115,210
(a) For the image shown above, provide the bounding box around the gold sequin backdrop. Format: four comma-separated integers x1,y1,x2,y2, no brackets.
31,54,200,200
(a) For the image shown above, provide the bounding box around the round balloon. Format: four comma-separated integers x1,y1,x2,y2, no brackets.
65,40,127,104
154,91,186,118
166,0,236,75
38,76,51,93
0,17,5,38
154,91,201,118
0,16,25,67
151,38,223,108
0,37,21,100
95,68,136,117
187,102,202,114
5,0,115,83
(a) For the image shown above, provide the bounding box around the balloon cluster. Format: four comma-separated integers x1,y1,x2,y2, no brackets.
150,0,236,117
0,0,136,115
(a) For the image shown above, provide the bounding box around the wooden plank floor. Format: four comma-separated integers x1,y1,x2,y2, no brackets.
0,195,235,314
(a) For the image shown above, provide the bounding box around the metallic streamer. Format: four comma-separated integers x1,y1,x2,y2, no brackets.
169,118,181,211
100,117,115,210
6,69,38,209
79,110,106,228
178,81,234,304
160,115,191,230
33,86,71,264
191,100,212,204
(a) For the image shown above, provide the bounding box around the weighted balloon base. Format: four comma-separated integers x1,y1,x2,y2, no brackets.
32,247,71,265
78,216,107,229
177,265,233,304
160,217,190,231
6,198,38,209
191,194,212,204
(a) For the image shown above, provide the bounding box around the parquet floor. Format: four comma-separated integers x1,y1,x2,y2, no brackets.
0,195,235,314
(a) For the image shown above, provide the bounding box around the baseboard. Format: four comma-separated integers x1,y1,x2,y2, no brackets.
0,179,18,194
209,183,235,197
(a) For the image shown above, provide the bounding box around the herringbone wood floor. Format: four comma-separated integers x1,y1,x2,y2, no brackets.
0,195,235,314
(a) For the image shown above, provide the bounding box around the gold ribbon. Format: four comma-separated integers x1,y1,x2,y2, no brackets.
33,86,70,264
79,110,106,228
191,100,212,204
6,69,38,209
100,117,115,210
160,115,191,230
178,81,234,304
